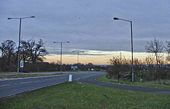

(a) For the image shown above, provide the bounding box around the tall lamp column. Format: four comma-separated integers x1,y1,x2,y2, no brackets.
8,16,35,72
113,17,134,82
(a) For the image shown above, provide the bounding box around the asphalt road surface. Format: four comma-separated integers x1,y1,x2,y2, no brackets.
0,71,104,98
80,76,170,95
1,71,170,99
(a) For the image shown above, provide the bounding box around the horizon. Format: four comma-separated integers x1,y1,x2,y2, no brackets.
44,51,168,65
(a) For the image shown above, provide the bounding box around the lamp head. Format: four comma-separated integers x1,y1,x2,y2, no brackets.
8,18,12,20
113,17,119,20
30,16,35,18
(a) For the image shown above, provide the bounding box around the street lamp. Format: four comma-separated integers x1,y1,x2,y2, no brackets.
53,41,70,71
72,50,84,64
8,16,35,73
113,17,134,82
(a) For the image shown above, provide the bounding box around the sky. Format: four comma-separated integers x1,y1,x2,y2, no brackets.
0,0,170,64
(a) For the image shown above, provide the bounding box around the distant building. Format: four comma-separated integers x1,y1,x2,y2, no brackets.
71,65,78,71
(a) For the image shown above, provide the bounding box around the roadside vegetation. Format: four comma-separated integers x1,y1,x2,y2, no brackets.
101,39,170,91
0,82,170,109
106,39,170,86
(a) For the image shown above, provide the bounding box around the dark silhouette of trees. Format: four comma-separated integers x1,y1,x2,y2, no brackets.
107,56,131,82
105,39,170,82
31,39,48,63
20,39,47,64
20,40,31,65
0,40,16,71
109,56,122,82
0,39,48,72
0,39,105,72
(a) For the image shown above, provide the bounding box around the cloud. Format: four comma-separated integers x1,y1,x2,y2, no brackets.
0,0,170,53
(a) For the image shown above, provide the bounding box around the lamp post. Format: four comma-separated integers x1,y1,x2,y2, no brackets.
72,50,84,71
8,16,35,73
72,50,84,64
113,17,134,82
53,41,70,71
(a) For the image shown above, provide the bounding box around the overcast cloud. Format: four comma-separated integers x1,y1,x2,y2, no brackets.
1,0,170,53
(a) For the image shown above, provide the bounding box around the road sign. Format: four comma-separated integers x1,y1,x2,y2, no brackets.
20,60,24,68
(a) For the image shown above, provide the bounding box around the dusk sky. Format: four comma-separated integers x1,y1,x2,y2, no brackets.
1,0,170,60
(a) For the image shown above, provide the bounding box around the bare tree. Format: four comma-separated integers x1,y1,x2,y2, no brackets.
0,40,16,65
108,56,131,82
109,56,122,81
145,39,164,65
32,39,48,63
165,41,170,63
0,39,47,71
0,40,16,71
20,40,30,65
20,39,48,63
145,39,164,80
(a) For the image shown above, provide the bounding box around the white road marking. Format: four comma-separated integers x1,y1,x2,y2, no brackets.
0,84,10,87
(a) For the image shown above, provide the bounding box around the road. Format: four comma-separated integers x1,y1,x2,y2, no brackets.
1,71,169,99
0,71,104,98
80,76,170,95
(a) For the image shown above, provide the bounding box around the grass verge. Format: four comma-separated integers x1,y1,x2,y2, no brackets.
0,73,61,79
0,82,170,109
97,75,170,90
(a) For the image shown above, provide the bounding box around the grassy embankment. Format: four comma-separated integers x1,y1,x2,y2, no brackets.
0,82,170,109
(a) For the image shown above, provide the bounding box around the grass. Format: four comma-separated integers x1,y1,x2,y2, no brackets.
0,73,61,79
0,82,170,109
97,75,170,90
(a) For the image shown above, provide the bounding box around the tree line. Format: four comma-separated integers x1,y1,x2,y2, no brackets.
0,39,47,72
107,39,170,81
0,39,105,72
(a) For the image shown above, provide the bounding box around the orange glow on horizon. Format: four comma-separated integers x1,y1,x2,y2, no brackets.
44,51,166,65
44,54,111,65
